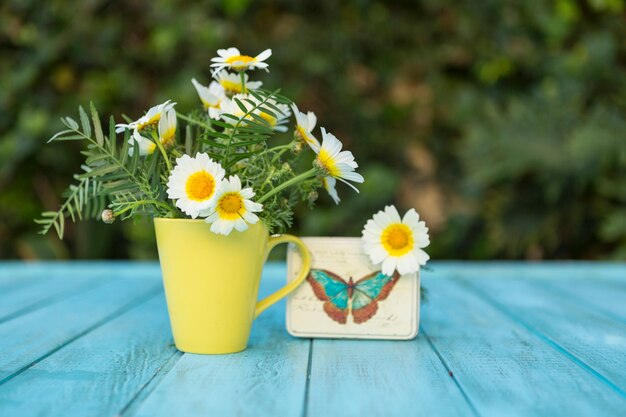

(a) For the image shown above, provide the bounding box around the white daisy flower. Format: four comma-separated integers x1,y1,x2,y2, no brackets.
191,78,225,120
362,205,430,276
214,70,262,95
115,100,176,133
205,175,263,235
166,153,225,219
158,108,177,148
291,103,320,151
128,130,156,157
314,128,364,192
210,47,272,73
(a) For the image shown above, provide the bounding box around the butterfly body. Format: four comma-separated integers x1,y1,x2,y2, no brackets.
307,269,400,324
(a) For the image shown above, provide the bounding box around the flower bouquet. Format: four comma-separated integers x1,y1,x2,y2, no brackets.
36,47,365,354
38,47,363,237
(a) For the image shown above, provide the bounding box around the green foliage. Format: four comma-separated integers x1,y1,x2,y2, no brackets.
1,0,625,259
35,104,174,238
36,85,329,239
456,94,626,258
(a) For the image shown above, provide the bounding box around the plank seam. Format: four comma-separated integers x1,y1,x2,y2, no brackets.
458,279,626,399
420,326,482,417
117,349,184,417
0,280,111,325
0,286,162,387
302,339,314,417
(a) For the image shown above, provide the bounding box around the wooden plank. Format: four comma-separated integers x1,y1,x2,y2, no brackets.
0,262,162,324
0,277,160,383
0,277,106,324
127,264,310,417
512,270,626,323
428,262,626,282
459,272,626,396
419,272,626,417
0,296,177,417
0,262,162,284
306,337,476,417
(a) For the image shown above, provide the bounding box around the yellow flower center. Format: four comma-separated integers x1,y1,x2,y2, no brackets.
316,149,340,177
225,55,256,70
185,171,215,202
137,114,161,131
160,127,176,148
381,223,414,256
219,79,243,93
296,125,316,145
217,192,244,220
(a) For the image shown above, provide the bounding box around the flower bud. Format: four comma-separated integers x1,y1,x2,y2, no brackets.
307,190,318,204
101,209,115,224
292,141,303,154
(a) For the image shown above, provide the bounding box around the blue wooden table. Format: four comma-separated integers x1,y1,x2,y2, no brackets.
0,262,625,417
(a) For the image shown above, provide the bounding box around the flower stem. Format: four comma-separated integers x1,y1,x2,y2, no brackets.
113,199,176,217
257,168,317,204
177,112,212,130
240,72,247,94
152,132,172,172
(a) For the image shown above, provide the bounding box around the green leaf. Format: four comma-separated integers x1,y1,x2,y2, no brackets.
199,137,228,148
79,105,91,138
90,102,105,146
203,129,230,139
247,112,271,126
63,117,80,130
185,125,192,155
109,116,117,153
234,98,249,113
207,118,234,129
130,140,140,173
78,164,120,178
48,129,75,143
49,134,85,142
261,101,285,114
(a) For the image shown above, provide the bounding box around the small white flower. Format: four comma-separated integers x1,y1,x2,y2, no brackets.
205,175,263,235
115,100,176,133
158,108,177,148
362,205,430,276
210,47,272,73
322,176,340,204
191,78,225,120
214,70,262,94
291,103,320,151
166,153,225,219
128,130,156,156
314,128,364,192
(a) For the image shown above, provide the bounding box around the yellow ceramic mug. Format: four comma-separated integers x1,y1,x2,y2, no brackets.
154,218,311,354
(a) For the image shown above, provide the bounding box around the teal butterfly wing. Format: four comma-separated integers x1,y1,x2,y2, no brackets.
307,269,350,324
351,271,400,324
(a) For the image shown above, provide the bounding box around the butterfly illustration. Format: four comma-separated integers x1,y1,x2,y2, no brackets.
307,269,400,324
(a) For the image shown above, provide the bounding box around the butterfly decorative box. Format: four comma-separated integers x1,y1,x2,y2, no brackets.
286,237,420,340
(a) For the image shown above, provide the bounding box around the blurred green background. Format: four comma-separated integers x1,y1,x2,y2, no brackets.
1,0,625,260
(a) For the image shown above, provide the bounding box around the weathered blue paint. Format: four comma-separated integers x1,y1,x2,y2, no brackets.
0,261,624,417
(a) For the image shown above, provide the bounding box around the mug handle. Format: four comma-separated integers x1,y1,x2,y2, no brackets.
254,234,311,318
